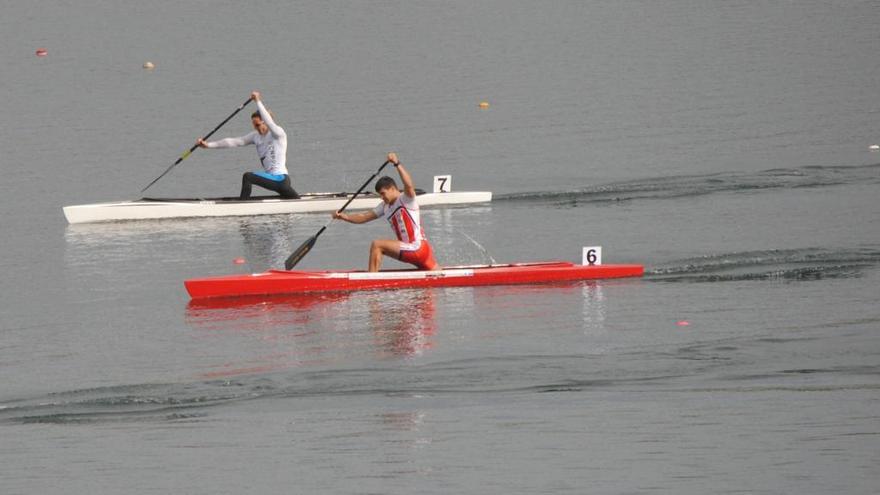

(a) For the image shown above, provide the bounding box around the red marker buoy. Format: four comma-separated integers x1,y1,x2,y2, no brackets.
233,257,246,265
676,320,690,327
35,48,48,57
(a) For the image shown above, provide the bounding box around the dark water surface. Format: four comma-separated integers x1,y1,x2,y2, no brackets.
1,1,879,494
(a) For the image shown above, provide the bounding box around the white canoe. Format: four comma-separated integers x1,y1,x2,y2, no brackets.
63,190,492,224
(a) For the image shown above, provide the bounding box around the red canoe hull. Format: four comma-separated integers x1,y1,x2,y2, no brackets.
185,261,643,299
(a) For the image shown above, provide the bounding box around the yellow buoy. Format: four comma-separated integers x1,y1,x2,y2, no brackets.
479,101,490,109
143,61,155,69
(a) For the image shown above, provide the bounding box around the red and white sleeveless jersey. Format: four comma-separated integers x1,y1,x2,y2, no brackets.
372,193,426,249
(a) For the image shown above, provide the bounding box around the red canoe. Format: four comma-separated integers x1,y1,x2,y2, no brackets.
185,261,644,299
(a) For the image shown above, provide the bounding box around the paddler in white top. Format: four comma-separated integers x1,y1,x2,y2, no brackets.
197,91,299,199
333,152,439,272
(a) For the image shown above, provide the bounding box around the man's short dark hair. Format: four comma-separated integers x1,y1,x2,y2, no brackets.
375,176,398,193
251,110,275,121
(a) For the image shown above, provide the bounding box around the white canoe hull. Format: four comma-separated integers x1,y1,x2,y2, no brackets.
63,191,492,224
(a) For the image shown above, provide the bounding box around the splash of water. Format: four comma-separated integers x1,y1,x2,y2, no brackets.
458,231,497,265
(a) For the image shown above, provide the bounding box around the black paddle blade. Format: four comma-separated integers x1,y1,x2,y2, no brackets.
284,235,318,270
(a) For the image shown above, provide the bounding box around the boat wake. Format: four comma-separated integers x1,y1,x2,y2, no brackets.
0,354,683,425
5,344,877,425
0,382,230,425
645,247,880,283
495,163,880,205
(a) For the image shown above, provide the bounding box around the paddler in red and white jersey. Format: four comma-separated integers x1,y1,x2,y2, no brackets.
333,152,439,272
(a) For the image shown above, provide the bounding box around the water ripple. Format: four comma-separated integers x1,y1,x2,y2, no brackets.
496,163,880,205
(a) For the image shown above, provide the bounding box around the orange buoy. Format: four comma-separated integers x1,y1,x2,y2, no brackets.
479,101,490,109
35,48,48,57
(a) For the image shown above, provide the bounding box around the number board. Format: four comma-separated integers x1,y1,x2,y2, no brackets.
582,246,602,266
433,175,452,193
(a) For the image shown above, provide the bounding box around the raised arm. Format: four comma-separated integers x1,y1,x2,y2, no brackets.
388,152,416,198
252,91,285,139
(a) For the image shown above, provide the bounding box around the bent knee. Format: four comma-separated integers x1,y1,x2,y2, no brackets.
371,240,399,255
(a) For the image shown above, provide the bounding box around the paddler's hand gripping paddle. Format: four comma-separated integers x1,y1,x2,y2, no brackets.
141,96,254,193
284,160,391,270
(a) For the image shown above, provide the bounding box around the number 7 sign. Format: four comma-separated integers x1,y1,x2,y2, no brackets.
433,175,452,193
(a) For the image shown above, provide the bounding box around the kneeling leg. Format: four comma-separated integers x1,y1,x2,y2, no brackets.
369,239,401,272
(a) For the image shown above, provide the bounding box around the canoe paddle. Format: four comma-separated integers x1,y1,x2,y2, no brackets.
284,160,391,270
140,96,254,193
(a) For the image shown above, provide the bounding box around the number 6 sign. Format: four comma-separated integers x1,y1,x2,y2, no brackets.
582,246,602,266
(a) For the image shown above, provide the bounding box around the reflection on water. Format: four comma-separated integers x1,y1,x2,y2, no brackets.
581,281,606,334
368,290,436,358
237,218,299,271
64,215,307,271
186,292,351,330
64,216,251,245
381,410,434,452
185,289,439,378
183,281,614,380
381,410,427,431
